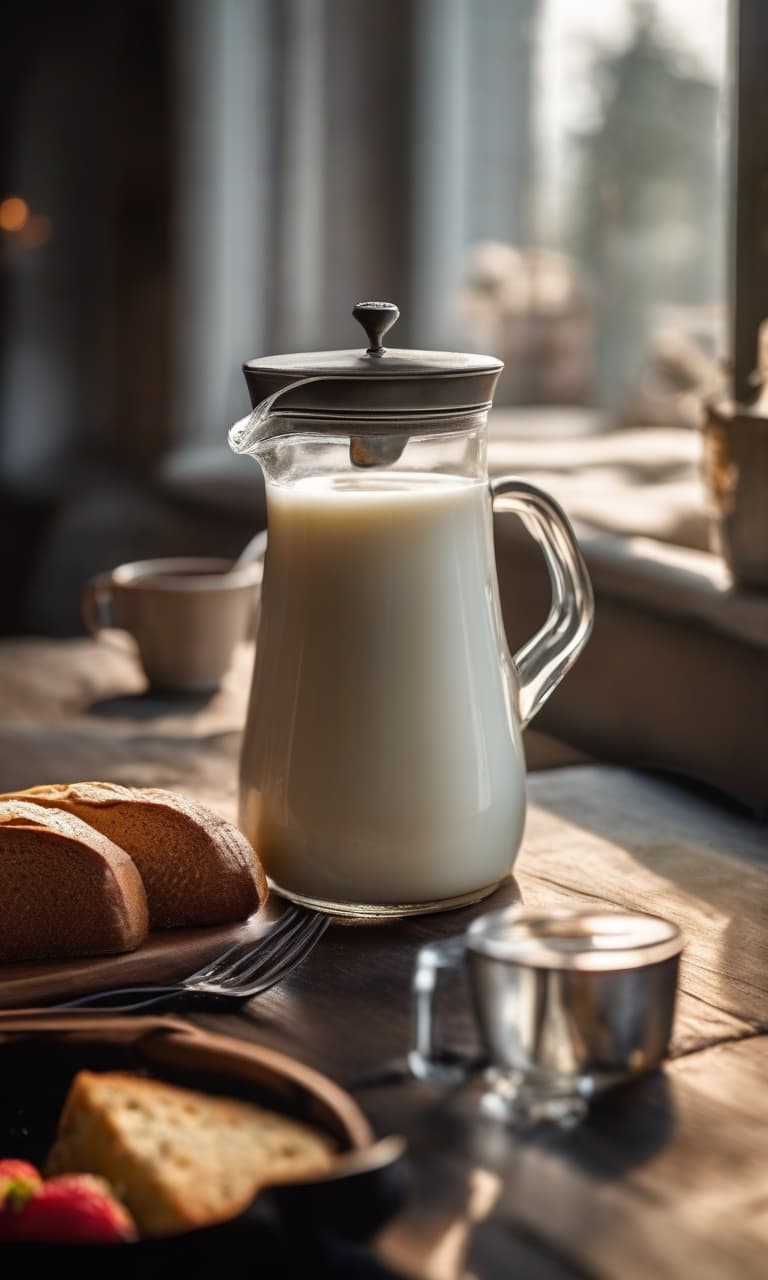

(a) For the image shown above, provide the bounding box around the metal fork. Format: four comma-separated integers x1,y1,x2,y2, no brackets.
52,905,330,1013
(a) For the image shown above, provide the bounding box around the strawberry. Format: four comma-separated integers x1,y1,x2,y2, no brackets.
0,1172,137,1244
0,1159,42,1210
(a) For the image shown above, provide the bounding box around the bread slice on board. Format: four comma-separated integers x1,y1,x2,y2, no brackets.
45,1069,337,1237
0,783,267,928
0,800,149,962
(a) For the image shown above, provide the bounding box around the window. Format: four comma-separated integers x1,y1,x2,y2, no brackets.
0,1,735,458
459,0,728,423
169,0,729,445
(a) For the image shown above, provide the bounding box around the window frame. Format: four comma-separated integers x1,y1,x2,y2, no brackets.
732,0,768,403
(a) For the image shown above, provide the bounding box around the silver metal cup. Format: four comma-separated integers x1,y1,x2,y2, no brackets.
409,907,684,1127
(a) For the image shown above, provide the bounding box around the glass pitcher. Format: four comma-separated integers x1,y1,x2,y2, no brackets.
229,302,593,917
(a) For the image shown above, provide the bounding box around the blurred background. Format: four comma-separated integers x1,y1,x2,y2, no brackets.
0,0,729,636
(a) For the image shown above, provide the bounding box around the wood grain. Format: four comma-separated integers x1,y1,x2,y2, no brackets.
368,1038,768,1280
0,905,284,1008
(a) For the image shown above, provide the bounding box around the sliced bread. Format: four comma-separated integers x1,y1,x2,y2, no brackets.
0,783,267,928
45,1069,337,1237
0,801,149,962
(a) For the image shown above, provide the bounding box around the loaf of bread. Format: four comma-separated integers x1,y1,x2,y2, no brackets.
0,783,267,928
0,801,149,962
46,1070,337,1237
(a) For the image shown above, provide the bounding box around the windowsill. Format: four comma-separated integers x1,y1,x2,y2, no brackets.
574,526,768,652
488,406,709,550
486,405,768,649
488,408,768,810
498,510,767,809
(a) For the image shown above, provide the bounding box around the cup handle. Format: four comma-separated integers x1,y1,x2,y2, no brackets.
490,477,594,728
81,572,138,659
408,936,478,1085
81,571,117,636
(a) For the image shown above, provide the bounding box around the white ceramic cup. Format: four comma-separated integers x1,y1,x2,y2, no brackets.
82,556,262,693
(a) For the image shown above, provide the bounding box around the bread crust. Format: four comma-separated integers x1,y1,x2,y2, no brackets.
0,800,149,962
46,1069,336,1236
1,783,268,928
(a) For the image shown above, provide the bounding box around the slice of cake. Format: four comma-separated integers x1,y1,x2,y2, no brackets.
45,1070,337,1238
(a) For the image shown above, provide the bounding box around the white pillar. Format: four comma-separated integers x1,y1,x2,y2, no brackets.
410,0,470,348
173,0,272,441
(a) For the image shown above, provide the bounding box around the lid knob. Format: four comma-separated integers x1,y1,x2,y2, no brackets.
353,301,400,356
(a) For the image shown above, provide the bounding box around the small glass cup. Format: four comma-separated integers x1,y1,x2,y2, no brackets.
409,906,684,1127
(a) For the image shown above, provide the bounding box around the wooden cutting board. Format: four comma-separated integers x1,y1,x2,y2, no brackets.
0,904,280,1009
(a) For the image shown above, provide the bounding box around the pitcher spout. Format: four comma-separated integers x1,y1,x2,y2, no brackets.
229,374,335,457
228,388,285,457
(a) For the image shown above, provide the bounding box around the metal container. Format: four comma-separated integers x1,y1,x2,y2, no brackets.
410,907,684,1127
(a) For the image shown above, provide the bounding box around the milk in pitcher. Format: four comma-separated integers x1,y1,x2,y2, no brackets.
239,470,525,910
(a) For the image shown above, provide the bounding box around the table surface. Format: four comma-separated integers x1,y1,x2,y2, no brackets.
1,637,767,1279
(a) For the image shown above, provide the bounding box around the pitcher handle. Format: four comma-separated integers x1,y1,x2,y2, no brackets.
490,477,594,729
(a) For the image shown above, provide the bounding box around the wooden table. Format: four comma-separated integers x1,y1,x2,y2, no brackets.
1,637,767,1278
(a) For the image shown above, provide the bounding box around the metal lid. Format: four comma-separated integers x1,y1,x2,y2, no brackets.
467,908,684,971
243,302,503,418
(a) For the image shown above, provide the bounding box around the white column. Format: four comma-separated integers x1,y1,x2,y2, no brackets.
272,0,327,351
173,0,272,441
410,0,470,348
